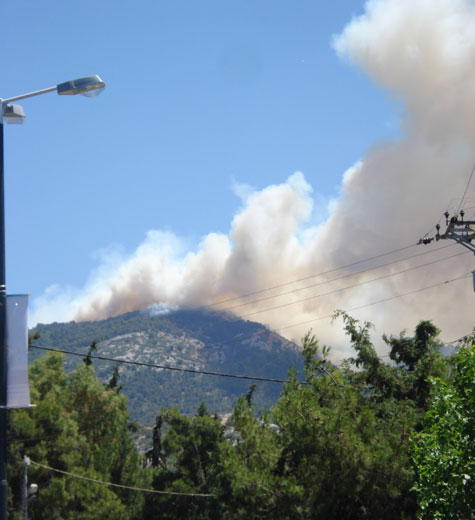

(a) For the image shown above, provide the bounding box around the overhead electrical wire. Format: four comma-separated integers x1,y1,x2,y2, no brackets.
29,460,215,497
445,197,475,214
457,204,475,220
456,161,475,215
200,242,421,309
443,334,474,345
236,249,468,320
29,344,302,384
218,243,456,314
137,242,455,324
275,271,471,334
26,329,474,407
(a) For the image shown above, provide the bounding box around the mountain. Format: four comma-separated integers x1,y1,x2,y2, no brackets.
30,309,305,425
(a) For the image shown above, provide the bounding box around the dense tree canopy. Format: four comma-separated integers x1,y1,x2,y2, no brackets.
8,352,150,519
142,315,461,519
411,333,475,519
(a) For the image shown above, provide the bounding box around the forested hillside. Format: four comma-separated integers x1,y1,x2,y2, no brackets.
30,309,304,423
8,315,474,519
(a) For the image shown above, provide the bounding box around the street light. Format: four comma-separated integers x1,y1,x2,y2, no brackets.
2,75,105,105
0,75,105,520
22,456,38,520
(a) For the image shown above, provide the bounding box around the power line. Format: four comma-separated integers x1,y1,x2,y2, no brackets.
28,460,214,497
29,345,305,385
201,243,420,310
456,161,475,215
458,204,475,221
219,244,456,314
237,250,469,320
445,197,475,213
443,333,474,345
275,271,471,333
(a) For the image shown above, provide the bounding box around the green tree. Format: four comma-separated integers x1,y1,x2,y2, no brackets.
216,394,284,519
144,404,223,519
334,311,447,409
8,352,150,520
270,332,417,519
411,335,475,520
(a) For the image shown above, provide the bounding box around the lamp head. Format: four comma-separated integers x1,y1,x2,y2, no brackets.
56,75,105,97
3,104,25,124
28,483,38,496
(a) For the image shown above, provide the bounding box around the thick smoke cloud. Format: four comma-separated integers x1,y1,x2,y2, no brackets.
31,0,475,359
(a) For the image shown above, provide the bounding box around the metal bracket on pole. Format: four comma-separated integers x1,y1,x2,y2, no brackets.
435,212,475,254
418,211,475,291
419,212,475,253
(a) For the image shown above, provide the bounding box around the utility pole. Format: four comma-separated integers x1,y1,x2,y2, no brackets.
22,457,29,520
0,107,7,520
21,457,37,520
419,210,475,290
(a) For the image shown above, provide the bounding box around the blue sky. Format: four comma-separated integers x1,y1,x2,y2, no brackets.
2,0,399,305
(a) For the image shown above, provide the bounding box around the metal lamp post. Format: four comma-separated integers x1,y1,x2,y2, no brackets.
0,75,105,519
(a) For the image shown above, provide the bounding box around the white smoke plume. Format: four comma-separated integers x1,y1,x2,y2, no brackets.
31,0,475,359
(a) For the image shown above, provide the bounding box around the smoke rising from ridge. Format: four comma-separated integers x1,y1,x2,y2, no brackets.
31,0,475,358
